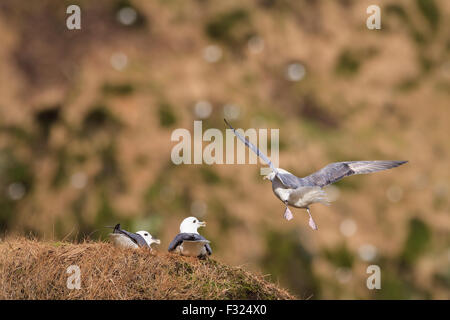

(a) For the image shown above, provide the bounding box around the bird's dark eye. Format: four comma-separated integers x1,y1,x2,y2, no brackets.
144,233,148,236
193,220,197,223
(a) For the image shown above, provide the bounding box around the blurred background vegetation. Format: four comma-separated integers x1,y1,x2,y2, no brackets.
0,0,449,299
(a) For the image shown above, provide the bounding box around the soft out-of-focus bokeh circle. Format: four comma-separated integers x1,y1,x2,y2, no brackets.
358,244,377,262
190,200,207,218
223,103,241,120
286,62,306,82
203,45,222,63
117,7,137,26
386,185,404,203
194,100,213,119
339,218,357,237
7,183,25,201
110,52,128,71
71,172,87,190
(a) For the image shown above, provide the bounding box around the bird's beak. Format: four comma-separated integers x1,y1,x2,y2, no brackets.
198,221,206,228
152,239,161,245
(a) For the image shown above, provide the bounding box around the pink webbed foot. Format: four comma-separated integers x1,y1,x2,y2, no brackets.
308,216,318,230
307,208,318,230
284,206,293,221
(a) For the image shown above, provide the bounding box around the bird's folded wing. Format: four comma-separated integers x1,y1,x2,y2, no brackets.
115,227,149,248
193,234,212,255
301,160,407,187
276,172,302,189
205,242,212,255
168,233,198,251
168,233,212,255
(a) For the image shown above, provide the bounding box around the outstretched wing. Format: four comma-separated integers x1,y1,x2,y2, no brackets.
301,160,408,187
168,233,211,254
224,119,275,171
224,119,308,189
113,224,149,248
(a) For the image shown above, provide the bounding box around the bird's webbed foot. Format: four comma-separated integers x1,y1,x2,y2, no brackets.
307,207,318,230
283,203,293,221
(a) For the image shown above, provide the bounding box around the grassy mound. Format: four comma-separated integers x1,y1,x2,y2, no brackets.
0,238,294,300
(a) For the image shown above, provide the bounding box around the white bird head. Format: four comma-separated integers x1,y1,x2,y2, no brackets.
180,217,206,234
135,231,161,246
263,171,277,181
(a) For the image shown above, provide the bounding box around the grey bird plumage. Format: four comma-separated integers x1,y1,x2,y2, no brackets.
278,161,408,188
168,233,212,256
224,119,408,230
112,224,149,247
108,224,161,249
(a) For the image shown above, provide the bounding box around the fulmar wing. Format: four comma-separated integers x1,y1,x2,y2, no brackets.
224,119,301,189
168,233,200,251
204,242,212,255
301,160,408,188
194,234,212,255
224,119,275,171
113,224,149,247
276,171,302,189
168,233,212,254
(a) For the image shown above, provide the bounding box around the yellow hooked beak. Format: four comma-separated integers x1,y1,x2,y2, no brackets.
198,221,206,227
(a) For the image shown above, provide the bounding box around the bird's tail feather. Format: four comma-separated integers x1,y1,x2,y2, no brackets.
104,224,121,233
312,189,331,206
294,187,331,207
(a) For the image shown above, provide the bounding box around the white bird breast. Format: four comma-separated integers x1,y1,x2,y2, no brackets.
109,233,139,249
272,179,328,208
177,240,210,257
271,178,292,202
